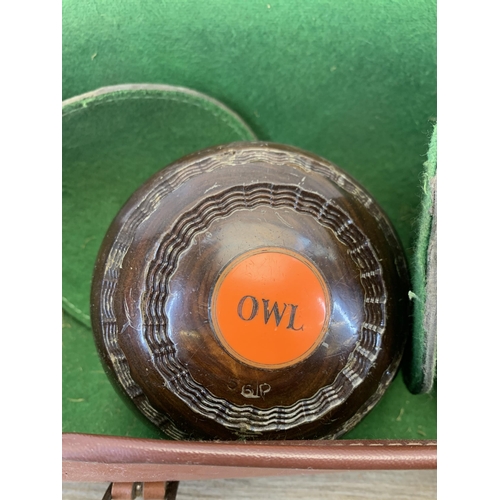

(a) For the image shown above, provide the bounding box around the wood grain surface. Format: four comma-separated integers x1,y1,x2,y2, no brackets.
63,470,436,500
91,142,409,441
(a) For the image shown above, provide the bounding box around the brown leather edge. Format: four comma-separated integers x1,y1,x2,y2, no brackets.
62,433,436,482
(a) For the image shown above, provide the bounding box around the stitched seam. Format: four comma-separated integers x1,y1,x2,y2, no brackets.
342,442,436,447
62,296,90,321
62,93,251,140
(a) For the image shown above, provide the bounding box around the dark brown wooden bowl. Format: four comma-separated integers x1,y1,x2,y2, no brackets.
91,142,410,440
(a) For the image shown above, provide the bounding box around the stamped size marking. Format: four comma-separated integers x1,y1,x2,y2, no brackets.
211,248,330,369
241,383,272,399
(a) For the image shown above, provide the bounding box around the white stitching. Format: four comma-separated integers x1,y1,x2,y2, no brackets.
62,296,90,321
62,93,252,141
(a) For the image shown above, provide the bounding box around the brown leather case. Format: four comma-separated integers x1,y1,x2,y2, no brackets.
62,433,436,482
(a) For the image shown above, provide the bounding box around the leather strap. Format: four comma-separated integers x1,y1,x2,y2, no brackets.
101,482,179,500
62,433,436,482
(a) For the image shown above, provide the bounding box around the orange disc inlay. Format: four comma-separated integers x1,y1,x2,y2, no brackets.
211,248,330,369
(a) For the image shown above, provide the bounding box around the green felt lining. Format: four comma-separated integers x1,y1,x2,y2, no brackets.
404,125,437,394
63,0,437,259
